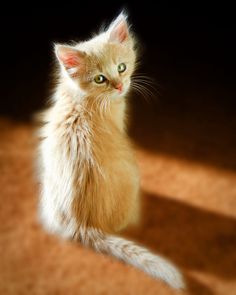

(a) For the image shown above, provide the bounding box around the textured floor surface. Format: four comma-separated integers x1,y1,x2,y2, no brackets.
0,109,236,295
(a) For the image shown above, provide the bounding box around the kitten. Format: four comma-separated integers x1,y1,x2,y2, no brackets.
37,13,185,289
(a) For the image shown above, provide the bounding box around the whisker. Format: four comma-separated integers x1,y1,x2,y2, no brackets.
132,81,154,96
132,74,156,81
131,72,160,103
131,84,152,103
132,79,157,91
131,80,159,103
132,74,163,91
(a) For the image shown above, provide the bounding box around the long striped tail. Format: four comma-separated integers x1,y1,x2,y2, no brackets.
78,228,185,289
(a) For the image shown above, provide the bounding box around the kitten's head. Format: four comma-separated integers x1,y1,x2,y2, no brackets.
55,13,136,99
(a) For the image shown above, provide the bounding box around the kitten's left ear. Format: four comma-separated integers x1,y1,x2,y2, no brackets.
108,13,130,43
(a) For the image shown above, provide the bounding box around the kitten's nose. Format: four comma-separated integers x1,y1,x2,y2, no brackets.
115,83,123,92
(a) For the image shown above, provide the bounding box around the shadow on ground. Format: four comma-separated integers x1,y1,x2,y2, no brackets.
123,191,236,294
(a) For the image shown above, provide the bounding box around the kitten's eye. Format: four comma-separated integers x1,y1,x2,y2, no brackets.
94,74,107,84
117,63,126,73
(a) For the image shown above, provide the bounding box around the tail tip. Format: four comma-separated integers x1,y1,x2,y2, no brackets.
166,271,186,290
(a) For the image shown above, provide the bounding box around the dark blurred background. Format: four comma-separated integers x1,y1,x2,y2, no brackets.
1,4,236,294
0,2,235,168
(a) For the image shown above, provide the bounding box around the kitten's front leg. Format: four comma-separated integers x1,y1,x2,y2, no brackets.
38,181,77,239
38,131,78,239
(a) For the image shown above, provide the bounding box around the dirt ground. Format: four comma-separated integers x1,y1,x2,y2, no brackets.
0,80,236,295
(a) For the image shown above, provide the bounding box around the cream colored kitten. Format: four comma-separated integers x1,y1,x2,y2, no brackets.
37,13,185,289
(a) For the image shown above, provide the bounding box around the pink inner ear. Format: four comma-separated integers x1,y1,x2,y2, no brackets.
57,46,82,69
109,20,129,43
61,54,79,68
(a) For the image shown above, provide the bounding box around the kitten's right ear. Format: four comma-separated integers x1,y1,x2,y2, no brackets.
55,44,86,77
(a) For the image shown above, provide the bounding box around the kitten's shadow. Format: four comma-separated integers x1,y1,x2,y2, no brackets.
122,191,236,294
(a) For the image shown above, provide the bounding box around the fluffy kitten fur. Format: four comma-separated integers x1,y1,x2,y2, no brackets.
38,13,185,289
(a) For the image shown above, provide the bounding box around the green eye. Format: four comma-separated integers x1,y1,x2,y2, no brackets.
118,63,126,73
94,74,106,84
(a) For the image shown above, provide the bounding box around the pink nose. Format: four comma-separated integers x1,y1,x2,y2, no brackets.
115,83,123,92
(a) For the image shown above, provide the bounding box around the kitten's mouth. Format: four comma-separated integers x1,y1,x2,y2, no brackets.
111,83,129,98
